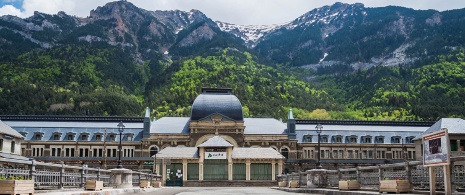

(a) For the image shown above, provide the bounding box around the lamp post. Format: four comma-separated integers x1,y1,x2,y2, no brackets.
315,124,323,169
117,121,125,169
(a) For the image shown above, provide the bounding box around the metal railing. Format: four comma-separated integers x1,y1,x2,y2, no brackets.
0,157,159,189
279,156,465,191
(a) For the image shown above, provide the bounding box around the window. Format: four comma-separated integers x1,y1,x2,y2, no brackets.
303,135,312,142
280,147,289,159
51,147,61,157
354,150,359,159
65,148,75,157
53,134,60,140
34,133,43,140
339,150,344,159
10,141,15,153
333,136,342,143
362,136,372,143
81,134,88,141
150,146,158,157
0,139,3,151
375,136,384,143
405,136,415,144
376,151,386,159
67,134,75,141
347,150,353,159
324,150,330,158
96,134,101,141
347,136,357,143
333,150,338,159
126,134,134,141
93,148,104,157
79,148,89,157
32,147,44,157
109,135,115,141
392,137,401,143
408,151,415,159
321,136,328,143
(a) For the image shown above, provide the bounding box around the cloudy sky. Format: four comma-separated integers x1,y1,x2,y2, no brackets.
1,0,465,25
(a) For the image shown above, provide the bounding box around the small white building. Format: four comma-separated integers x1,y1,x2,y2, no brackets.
0,120,24,158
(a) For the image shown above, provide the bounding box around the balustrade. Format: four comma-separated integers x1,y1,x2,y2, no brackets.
0,157,159,189
279,156,465,191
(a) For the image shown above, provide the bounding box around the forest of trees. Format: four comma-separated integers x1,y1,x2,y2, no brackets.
1,37,464,121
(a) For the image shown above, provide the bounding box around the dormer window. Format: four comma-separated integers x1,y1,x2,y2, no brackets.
80,133,89,141
95,134,102,141
321,135,329,143
126,133,134,141
52,132,62,141
392,136,401,143
303,135,312,143
109,134,115,141
34,132,44,140
362,136,372,144
375,136,384,143
333,135,343,143
66,133,76,141
347,136,358,143
405,136,415,144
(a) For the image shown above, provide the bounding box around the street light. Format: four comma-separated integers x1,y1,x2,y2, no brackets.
117,121,125,169
315,124,323,169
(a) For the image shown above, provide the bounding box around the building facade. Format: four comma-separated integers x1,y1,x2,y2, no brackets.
1,87,464,185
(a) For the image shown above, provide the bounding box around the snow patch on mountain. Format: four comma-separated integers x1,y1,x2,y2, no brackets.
216,21,284,47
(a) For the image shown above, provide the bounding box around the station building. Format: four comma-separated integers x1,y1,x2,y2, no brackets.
1,87,464,186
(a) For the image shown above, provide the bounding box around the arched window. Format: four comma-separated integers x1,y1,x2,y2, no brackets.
280,147,289,159
150,146,158,157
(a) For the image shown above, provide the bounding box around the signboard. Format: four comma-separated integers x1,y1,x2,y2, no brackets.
205,152,226,159
423,129,450,166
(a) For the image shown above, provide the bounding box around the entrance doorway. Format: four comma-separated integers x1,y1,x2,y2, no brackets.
165,163,183,186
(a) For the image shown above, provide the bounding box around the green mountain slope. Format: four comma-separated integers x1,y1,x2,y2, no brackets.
315,51,465,120
146,49,339,118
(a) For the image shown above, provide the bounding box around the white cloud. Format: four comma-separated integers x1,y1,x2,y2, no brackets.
0,4,25,17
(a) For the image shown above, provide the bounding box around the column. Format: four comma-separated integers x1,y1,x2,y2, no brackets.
271,160,276,181
227,147,233,181
199,147,204,181
182,159,188,181
278,160,283,176
162,163,167,184
246,159,251,181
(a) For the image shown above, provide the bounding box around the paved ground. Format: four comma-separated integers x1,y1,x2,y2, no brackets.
120,187,319,195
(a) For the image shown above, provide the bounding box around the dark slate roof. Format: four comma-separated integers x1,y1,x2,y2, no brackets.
190,89,243,121
156,147,199,159
151,117,287,135
0,120,24,138
4,120,144,141
418,118,465,139
150,117,190,134
244,118,287,134
232,148,285,159
198,136,233,147
295,123,427,144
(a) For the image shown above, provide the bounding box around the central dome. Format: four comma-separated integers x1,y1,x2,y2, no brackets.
190,88,243,121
